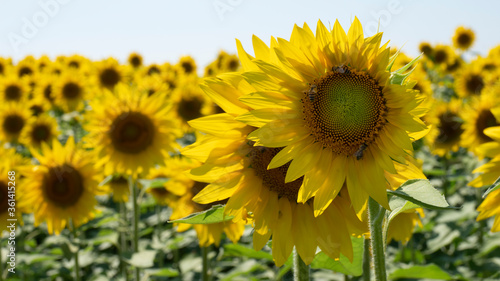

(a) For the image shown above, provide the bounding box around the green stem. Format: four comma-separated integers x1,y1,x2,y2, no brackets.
293,247,310,281
173,232,182,277
202,246,209,281
0,238,3,281
120,202,129,281
362,238,371,281
368,197,387,281
130,177,140,281
70,221,81,281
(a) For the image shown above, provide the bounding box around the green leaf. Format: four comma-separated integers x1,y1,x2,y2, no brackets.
144,268,179,278
168,204,234,224
387,196,421,225
98,175,113,187
482,175,500,198
389,264,453,280
387,179,458,210
310,236,364,276
138,178,169,190
126,250,157,268
223,243,273,261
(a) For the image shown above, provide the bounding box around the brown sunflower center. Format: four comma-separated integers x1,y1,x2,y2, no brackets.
62,82,82,99
483,63,496,71
31,124,51,144
3,115,25,134
250,146,303,202
109,112,155,154
130,56,142,68
0,63,4,74
302,66,387,156
177,97,203,122
44,85,54,102
476,109,499,143
465,74,484,95
446,59,461,72
181,62,194,74
436,111,463,144
434,50,448,64
18,66,33,77
100,68,121,88
5,85,22,101
30,105,43,116
457,33,472,46
0,181,8,214
419,44,432,56
147,66,160,75
68,61,80,68
43,164,84,207
227,59,239,71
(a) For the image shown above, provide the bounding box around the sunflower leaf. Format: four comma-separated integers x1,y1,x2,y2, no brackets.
389,264,454,280
168,204,234,224
138,178,169,190
387,179,458,210
387,196,421,224
482,175,500,198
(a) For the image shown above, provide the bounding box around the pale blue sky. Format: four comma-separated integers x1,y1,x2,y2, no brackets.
1,0,499,69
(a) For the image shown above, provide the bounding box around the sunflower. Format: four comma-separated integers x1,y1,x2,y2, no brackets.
177,56,197,76
144,164,184,206
135,75,169,97
453,26,475,51
33,76,56,105
424,99,463,157
469,125,500,232
0,103,31,143
94,58,126,89
232,19,427,217
102,175,130,203
0,57,12,76
432,44,454,65
66,54,89,70
19,114,59,150
36,55,52,72
455,63,488,98
83,84,181,176
128,53,143,69
461,91,500,157
52,72,88,112
183,72,367,265
167,156,246,248
0,75,30,103
19,137,100,235
419,42,433,57
145,64,162,76
16,56,36,78
27,97,50,116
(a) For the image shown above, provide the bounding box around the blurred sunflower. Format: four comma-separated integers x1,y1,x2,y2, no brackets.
168,156,246,248
0,103,31,143
418,42,433,57
0,75,30,103
453,26,475,51
66,54,89,70
53,72,87,112
128,52,143,69
455,64,487,97
171,81,214,133
19,114,59,150
27,97,50,116
0,57,12,75
94,58,126,89
177,56,197,76
16,56,36,78
424,99,463,156
183,73,366,266
83,84,180,176
234,19,427,216
33,76,55,105
36,55,52,72
461,92,500,157
144,164,183,206
103,175,130,203
19,137,100,235
432,44,454,65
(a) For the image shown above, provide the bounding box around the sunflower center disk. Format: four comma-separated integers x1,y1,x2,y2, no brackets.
62,82,82,99
5,85,21,101
3,115,25,134
250,146,303,202
177,97,203,122
466,74,484,94
303,67,387,156
110,112,155,154
457,33,472,46
100,68,120,88
476,109,499,142
32,125,50,143
43,164,84,207
437,111,463,144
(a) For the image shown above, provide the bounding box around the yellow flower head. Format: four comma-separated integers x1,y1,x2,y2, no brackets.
419,42,433,57
128,52,143,69
0,75,30,104
453,26,475,51
0,103,31,143
19,114,59,150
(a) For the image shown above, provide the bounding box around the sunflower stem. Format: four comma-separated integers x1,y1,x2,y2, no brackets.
120,202,129,281
70,220,81,281
130,177,140,281
293,247,310,281
202,246,209,281
362,238,371,281
368,197,387,281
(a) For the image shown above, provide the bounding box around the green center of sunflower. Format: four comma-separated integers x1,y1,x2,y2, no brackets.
434,50,448,64
0,181,8,214
3,115,25,135
31,124,51,144
436,111,463,144
130,56,142,68
476,109,499,143
100,68,121,88
43,164,84,207
5,85,22,101
110,112,155,154
181,62,194,74
457,33,472,46
465,74,484,95
177,97,203,122
18,66,33,77
303,66,387,156
62,82,82,99
250,146,303,202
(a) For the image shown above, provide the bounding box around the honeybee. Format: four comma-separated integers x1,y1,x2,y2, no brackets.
308,84,317,102
332,65,350,74
354,144,367,160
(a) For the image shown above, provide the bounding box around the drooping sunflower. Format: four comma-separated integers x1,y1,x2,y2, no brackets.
0,103,31,143
167,156,246,248
52,72,88,112
0,75,30,103
424,99,464,157
83,84,181,176
453,26,475,51
233,19,428,216
461,91,500,157
128,52,143,69
19,137,100,235
469,125,500,232
183,73,367,266
19,114,59,150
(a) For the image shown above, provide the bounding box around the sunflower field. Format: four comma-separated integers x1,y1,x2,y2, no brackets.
1,17,500,281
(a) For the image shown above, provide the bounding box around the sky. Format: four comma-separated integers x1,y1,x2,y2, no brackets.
1,0,499,70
